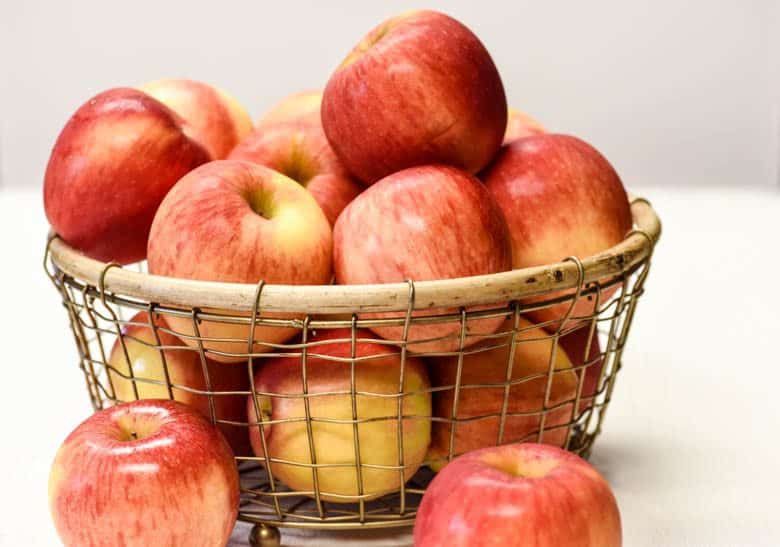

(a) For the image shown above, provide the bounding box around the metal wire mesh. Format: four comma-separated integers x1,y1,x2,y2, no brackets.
43,224,655,531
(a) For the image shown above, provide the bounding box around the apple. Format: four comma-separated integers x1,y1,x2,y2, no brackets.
482,134,633,331
426,317,578,471
139,78,253,159
247,328,431,501
43,87,210,264
259,89,323,126
228,119,362,226
322,10,507,184
108,310,252,455
560,324,604,414
147,160,333,362
503,107,545,143
334,165,512,353
49,400,240,547
414,443,622,547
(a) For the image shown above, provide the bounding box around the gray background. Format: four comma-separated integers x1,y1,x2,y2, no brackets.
2,0,778,190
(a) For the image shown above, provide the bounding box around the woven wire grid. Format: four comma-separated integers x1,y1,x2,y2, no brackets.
44,242,653,530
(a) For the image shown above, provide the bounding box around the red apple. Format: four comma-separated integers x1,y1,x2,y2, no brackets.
426,317,578,471
140,78,253,159
334,165,512,353
504,107,545,144
560,324,604,413
49,400,239,547
482,134,632,331
148,160,332,362
414,443,621,547
259,89,323,126
322,10,507,184
229,120,362,226
108,311,251,455
43,87,210,264
247,328,431,501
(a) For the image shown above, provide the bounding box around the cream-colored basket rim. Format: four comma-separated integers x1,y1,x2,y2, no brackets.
47,195,660,315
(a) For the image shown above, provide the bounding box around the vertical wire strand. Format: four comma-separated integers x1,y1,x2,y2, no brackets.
396,280,415,515
348,315,366,521
496,302,521,445
446,308,470,465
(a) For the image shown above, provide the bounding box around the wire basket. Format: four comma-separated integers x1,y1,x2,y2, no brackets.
44,196,660,544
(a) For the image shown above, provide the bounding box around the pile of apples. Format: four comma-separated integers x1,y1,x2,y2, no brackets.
46,10,627,547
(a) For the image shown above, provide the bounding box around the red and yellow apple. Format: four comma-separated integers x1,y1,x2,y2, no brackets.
426,317,578,471
482,134,632,331
247,328,431,501
229,120,362,226
322,10,507,184
504,107,545,143
108,311,251,455
334,165,512,353
259,90,323,126
49,400,239,547
414,443,622,547
139,78,253,159
43,87,210,264
147,160,333,362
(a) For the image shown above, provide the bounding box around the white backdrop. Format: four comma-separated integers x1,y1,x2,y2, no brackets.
1,0,778,190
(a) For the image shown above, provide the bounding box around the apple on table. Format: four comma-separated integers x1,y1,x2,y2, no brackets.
414,443,621,547
147,159,333,363
333,164,512,353
49,400,239,547
107,310,252,455
247,328,431,501
322,10,507,184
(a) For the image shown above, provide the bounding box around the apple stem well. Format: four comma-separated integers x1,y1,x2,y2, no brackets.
481,452,560,479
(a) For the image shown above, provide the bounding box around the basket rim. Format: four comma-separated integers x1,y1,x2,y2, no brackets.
46,195,661,314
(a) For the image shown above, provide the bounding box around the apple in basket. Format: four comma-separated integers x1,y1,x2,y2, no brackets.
322,10,507,184
258,89,323,126
333,165,512,353
482,134,633,332
229,112,362,226
43,88,211,264
147,159,333,363
503,107,546,143
414,443,622,547
426,317,578,471
247,328,431,501
49,400,239,547
139,78,253,160
107,310,252,455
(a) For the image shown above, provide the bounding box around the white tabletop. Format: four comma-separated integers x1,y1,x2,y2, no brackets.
1,186,778,546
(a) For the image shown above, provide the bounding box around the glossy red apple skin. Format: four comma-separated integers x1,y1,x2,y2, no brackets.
414,443,622,547
322,10,507,184
334,165,512,353
503,107,546,143
247,328,431,501
147,160,333,362
482,134,632,331
43,87,210,264
49,400,240,547
108,311,252,455
560,324,604,413
140,78,253,160
229,120,362,225
426,317,578,471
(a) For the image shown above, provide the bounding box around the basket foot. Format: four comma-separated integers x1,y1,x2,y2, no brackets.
249,523,281,547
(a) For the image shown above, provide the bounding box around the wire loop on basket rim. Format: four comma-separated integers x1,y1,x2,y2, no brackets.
97,262,121,307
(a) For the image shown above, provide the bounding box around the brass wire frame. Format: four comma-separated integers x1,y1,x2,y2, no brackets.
43,197,660,533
